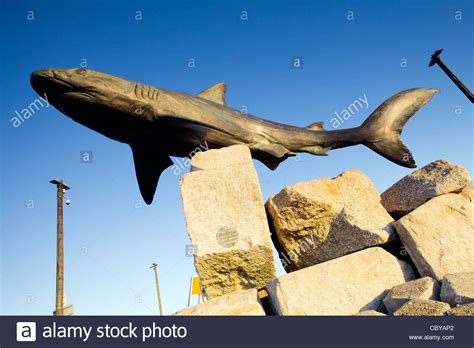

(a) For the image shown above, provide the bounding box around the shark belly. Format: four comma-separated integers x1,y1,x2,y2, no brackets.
153,116,247,157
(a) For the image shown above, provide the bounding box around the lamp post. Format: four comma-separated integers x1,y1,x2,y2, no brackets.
150,263,163,315
50,179,70,316
429,48,474,103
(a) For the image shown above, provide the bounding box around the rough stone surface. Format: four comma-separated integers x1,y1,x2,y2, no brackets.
383,277,440,314
394,193,474,280
393,299,450,316
381,160,471,218
190,145,250,172
354,310,387,316
174,289,265,316
266,247,415,315
460,182,474,202
266,170,395,271
445,303,474,316
440,272,474,307
180,145,276,299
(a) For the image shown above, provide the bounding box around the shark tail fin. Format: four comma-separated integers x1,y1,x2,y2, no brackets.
360,88,439,168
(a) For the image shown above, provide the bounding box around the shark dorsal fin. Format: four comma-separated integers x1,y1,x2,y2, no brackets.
306,121,325,131
197,82,226,105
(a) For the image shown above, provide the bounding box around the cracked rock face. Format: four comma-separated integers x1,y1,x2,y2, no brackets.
441,272,474,307
266,247,414,315
394,193,474,280
174,289,265,316
180,145,276,299
266,170,395,271
381,160,471,218
393,299,450,316
383,277,440,314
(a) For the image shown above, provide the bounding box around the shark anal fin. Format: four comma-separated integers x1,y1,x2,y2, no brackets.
306,121,325,131
250,143,293,170
251,143,291,158
196,82,226,105
300,145,329,155
131,145,173,204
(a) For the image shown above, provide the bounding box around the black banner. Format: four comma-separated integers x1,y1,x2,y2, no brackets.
2,316,473,348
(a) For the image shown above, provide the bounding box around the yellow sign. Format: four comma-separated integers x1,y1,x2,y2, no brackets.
191,276,201,295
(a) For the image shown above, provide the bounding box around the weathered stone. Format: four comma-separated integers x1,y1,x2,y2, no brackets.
383,277,440,314
393,299,450,316
394,193,474,280
266,247,415,315
460,182,474,202
180,145,276,299
445,303,474,316
354,310,387,316
174,289,265,316
440,272,474,307
381,160,471,218
266,170,395,271
190,144,250,171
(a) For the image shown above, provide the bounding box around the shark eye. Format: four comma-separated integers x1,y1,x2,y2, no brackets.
76,68,87,75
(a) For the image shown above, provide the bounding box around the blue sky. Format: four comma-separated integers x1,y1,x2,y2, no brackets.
1,0,472,315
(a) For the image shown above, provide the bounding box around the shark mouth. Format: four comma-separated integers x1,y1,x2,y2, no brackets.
31,70,97,106
57,91,95,114
31,70,76,106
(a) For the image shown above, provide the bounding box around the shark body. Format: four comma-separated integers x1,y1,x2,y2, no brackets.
30,68,438,204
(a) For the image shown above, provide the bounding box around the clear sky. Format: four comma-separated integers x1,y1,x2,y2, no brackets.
1,0,472,315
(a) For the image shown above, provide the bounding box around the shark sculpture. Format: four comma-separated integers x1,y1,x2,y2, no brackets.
31,68,438,204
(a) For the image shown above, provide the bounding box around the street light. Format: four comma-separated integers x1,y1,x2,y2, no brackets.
150,263,163,315
50,179,71,316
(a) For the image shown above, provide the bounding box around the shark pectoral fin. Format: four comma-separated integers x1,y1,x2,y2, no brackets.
251,143,292,170
131,146,173,205
196,82,226,105
305,121,325,131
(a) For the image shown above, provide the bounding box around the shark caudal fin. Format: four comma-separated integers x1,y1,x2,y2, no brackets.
360,88,439,168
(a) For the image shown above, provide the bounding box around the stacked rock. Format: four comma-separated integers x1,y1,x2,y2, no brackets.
179,145,276,300
176,148,473,316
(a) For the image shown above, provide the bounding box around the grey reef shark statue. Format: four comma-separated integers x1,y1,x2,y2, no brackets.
31,68,439,204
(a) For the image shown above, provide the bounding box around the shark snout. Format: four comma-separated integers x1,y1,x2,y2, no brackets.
31,69,72,87
30,69,54,94
30,68,78,105
31,69,54,80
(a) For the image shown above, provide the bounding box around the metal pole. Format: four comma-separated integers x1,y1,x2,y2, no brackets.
436,59,474,102
187,277,193,307
50,179,70,316
150,263,163,315
56,183,64,316
429,49,474,103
